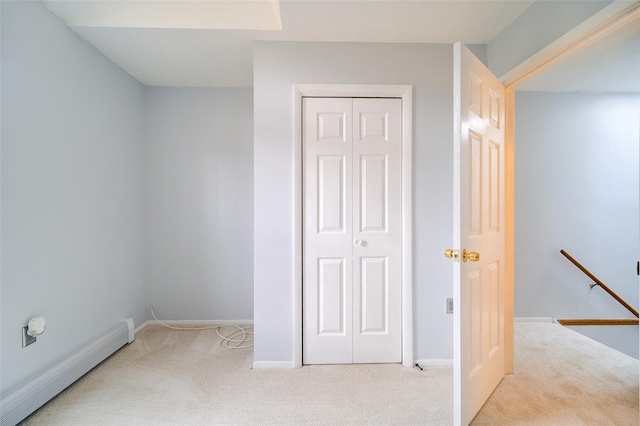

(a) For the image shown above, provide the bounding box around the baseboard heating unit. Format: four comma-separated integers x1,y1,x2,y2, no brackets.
0,319,134,426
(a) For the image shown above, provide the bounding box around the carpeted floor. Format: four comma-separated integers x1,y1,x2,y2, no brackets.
20,325,452,425
472,322,639,425
20,322,638,425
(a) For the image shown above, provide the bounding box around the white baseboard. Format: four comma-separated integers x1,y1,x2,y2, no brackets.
136,319,254,335
0,319,132,426
253,361,295,369
514,317,555,323
414,359,453,368
135,320,152,334
252,360,450,369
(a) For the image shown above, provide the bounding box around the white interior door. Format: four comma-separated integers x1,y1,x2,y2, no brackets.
303,97,402,364
452,43,506,425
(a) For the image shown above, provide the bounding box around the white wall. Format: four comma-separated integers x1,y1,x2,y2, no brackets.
1,0,146,392
515,91,639,358
145,87,253,320
254,41,455,363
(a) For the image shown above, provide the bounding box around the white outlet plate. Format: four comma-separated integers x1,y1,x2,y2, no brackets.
446,298,453,314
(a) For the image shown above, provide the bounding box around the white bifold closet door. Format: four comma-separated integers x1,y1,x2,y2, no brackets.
303,97,402,364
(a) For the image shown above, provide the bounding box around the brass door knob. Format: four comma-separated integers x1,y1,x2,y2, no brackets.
444,249,460,261
462,249,480,262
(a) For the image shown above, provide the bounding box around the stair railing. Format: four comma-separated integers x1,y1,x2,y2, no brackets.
556,249,638,326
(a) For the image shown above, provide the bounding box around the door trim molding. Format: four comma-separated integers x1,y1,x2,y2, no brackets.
501,0,640,88
293,84,413,368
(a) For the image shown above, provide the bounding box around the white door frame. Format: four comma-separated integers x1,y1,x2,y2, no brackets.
293,84,413,368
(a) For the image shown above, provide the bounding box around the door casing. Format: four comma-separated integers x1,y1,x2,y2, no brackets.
293,84,413,368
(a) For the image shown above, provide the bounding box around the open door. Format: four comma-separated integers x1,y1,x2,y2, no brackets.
451,43,506,425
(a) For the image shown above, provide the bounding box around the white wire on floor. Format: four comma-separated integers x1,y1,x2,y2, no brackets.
150,306,253,350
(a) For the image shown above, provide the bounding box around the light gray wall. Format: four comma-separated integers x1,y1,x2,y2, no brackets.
488,1,612,78
515,91,639,358
1,0,146,393
0,1,3,393
466,44,488,67
145,87,254,320
254,41,455,363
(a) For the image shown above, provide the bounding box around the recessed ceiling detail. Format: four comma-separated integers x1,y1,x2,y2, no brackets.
43,0,283,30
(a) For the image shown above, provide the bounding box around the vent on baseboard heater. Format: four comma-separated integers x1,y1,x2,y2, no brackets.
0,319,134,426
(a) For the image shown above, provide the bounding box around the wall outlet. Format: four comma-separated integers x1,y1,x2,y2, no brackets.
22,326,36,348
446,298,453,314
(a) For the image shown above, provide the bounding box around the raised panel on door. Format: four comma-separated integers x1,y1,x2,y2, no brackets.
360,155,388,232
303,97,353,364
317,258,347,335
352,98,402,364
469,130,483,238
360,256,388,333
317,155,346,233
467,268,482,379
487,261,501,358
488,141,501,234
454,43,506,425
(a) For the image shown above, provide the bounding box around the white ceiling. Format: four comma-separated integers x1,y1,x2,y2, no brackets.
43,0,640,91
43,0,535,87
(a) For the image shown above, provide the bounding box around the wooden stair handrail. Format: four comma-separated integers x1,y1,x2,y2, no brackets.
557,318,639,326
560,249,639,318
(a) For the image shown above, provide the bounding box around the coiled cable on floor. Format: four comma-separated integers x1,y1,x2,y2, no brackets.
150,306,253,350
216,324,253,350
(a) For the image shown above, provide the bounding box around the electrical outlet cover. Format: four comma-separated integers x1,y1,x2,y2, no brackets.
446,298,454,314
22,326,36,347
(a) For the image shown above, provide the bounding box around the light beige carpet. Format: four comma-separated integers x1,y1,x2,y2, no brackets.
472,322,639,426
20,322,638,425
20,325,452,425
